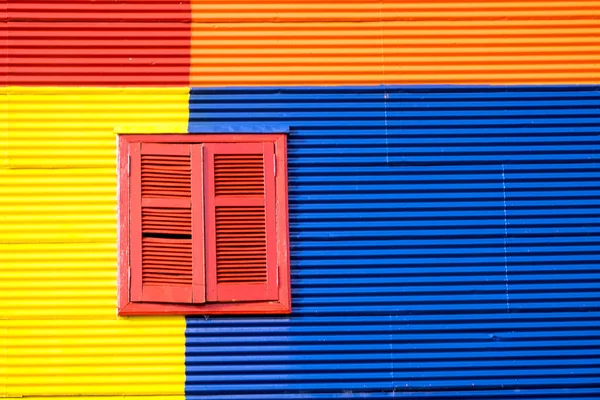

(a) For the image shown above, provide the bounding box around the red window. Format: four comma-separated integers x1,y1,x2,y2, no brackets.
118,135,290,315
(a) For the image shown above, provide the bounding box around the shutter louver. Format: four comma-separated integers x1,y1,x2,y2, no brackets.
141,154,192,198
130,143,205,304
205,142,279,303
215,205,267,284
215,153,267,285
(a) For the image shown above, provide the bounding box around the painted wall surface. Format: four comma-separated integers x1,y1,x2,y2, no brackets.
7,1,600,86
6,0,191,86
186,85,600,399
1,88,189,397
189,1,600,86
2,0,600,399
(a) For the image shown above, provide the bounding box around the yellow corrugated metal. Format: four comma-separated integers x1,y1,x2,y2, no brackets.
13,398,183,400
0,321,5,398
6,88,189,168
1,91,6,168
4,319,185,397
0,171,116,244
190,1,600,85
0,87,189,398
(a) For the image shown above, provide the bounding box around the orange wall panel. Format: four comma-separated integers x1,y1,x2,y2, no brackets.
190,1,600,86
190,1,599,22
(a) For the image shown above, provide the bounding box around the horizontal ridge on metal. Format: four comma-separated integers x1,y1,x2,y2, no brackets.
7,1,600,86
185,85,600,399
6,0,191,86
1,87,189,397
189,0,600,85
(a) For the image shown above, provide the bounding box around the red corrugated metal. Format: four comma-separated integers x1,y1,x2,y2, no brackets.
6,1,191,86
1,3,6,85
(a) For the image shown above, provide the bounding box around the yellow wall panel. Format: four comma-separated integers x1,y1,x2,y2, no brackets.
190,2,600,86
4,319,185,397
1,89,7,169
0,87,188,398
0,242,119,318
6,87,189,168
0,321,5,397
0,169,116,243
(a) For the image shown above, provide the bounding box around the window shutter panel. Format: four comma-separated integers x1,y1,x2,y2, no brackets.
130,142,205,304
204,142,279,302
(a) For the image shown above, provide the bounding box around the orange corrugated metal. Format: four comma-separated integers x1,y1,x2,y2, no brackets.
190,1,600,86
191,0,600,22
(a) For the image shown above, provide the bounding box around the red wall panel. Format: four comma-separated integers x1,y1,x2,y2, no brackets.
6,1,191,86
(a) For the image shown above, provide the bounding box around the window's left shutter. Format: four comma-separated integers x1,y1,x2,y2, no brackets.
129,142,205,304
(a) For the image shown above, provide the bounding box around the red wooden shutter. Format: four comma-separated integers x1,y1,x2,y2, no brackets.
130,142,205,304
204,142,279,302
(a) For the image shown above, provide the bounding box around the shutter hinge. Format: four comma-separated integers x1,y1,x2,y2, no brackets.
273,154,277,177
127,154,131,177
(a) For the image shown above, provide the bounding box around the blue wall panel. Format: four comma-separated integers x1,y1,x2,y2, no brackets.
185,85,600,399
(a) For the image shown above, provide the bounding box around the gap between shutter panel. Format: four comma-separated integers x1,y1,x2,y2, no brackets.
131,142,204,304
204,141,279,303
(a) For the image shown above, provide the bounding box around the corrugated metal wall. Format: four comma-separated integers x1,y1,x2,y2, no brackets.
185,85,600,399
4,0,600,398
190,0,600,85
0,88,189,397
6,0,191,86
7,1,599,86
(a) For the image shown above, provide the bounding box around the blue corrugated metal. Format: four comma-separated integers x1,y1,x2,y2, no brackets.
185,85,600,399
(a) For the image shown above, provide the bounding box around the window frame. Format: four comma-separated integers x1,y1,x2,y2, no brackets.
118,134,290,316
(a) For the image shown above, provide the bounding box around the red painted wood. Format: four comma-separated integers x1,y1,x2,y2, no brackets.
118,134,291,315
129,142,143,302
203,145,218,302
262,141,279,301
123,134,283,144
204,142,279,303
142,142,191,156
7,1,191,86
141,197,190,208
119,299,290,316
191,144,206,303
274,135,292,313
142,284,193,304
118,136,132,312
135,142,195,303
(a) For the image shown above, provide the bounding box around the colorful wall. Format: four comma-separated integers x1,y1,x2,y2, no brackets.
2,1,600,399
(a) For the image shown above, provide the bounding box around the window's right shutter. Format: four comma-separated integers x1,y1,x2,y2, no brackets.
204,142,279,302
129,142,205,304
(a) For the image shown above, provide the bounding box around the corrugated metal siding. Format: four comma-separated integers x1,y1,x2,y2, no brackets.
6,87,189,169
0,321,5,398
0,87,188,397
7,1,600,87
1,90,6,167
190,1,600,86
185,85,600,399
6,0,191,86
